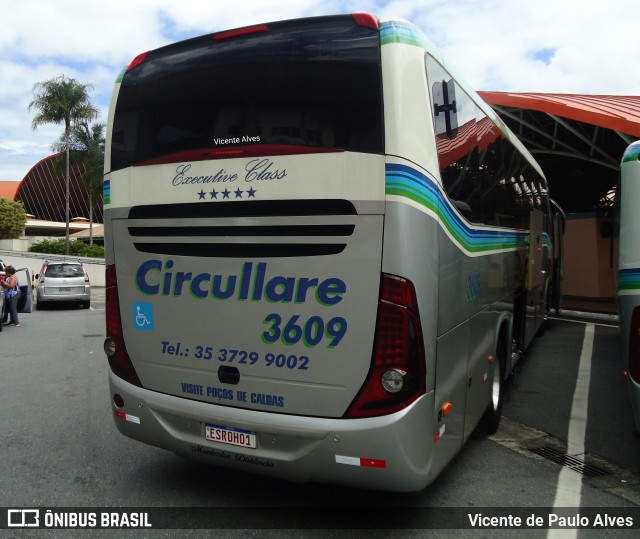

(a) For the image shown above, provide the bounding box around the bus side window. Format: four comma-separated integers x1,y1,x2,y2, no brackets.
426,53,549,231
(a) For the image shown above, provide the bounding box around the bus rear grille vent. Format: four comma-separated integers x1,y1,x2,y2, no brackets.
129,223,355,257
128,224,355,238
128,199,357,219
133,242,346,258
527,446,608,478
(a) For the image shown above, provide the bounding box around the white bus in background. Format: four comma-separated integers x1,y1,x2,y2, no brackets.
618,140,640,431
103,14,561,491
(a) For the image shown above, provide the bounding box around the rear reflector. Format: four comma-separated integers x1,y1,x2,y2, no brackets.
114,410,141,424
336,455,386,468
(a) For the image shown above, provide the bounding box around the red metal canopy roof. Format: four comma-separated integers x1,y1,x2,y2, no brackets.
477,92,640,212
0,181,21,200
478,92,640,138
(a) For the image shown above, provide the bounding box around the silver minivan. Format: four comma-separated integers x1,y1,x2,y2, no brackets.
35,261,91,309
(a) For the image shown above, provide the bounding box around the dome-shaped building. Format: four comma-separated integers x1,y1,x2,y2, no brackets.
12,153,103,225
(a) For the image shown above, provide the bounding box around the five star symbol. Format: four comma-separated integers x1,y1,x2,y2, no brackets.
197,187,257,200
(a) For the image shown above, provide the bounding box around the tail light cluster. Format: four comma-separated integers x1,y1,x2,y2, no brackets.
38,265,47,283
104,264,141,387
629,306,640,383
345,274,426,418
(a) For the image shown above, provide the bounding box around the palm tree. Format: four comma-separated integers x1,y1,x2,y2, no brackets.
53,121,105,245
29,75,98,255
76,121,105,246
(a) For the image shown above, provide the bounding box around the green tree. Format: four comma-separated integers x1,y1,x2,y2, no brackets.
0,199,27,239
53,121,105,245
28,75,98,254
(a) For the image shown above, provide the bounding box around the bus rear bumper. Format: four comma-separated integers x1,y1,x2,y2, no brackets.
109,371,435,492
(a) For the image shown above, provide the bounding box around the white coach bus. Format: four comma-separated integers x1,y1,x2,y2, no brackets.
103,14,559,491
618,140,640,431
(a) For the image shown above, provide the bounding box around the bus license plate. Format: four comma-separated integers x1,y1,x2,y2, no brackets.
205,423,257,449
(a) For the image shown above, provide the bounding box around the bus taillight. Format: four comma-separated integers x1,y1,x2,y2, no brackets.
352,13,379,30
104,264,142,387
127,52,148,72
345,274,426,418
629,306,640,383
213,25,269,41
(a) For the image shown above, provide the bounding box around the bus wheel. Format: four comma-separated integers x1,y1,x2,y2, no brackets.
484,339,506,435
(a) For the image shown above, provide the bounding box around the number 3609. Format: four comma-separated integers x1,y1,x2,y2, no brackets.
262,314,347,348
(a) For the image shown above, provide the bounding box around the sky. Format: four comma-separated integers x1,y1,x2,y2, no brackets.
1,0,638,181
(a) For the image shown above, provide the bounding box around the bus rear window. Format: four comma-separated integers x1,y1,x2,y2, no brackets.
110,16,383,172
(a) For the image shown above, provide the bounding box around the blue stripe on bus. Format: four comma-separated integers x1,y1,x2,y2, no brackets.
622,141,640,163
385,163,527,254
619,268,640,290
380,21,431,49
104,179,111,204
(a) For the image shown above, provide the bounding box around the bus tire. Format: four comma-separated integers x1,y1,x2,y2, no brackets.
483,337,506,435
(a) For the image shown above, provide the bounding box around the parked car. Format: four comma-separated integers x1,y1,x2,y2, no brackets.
35,261,91,309
0,260,33,327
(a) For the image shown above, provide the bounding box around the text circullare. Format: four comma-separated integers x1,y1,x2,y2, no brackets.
135,260,347,306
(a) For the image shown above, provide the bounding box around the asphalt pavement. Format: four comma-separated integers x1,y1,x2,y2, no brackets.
0,295,638,537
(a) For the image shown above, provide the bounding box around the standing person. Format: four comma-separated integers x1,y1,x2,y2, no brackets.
2,266,21,327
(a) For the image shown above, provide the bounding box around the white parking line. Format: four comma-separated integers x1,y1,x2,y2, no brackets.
547,323,594,539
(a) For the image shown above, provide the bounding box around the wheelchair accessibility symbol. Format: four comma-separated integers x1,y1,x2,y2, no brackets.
133,302,154,331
